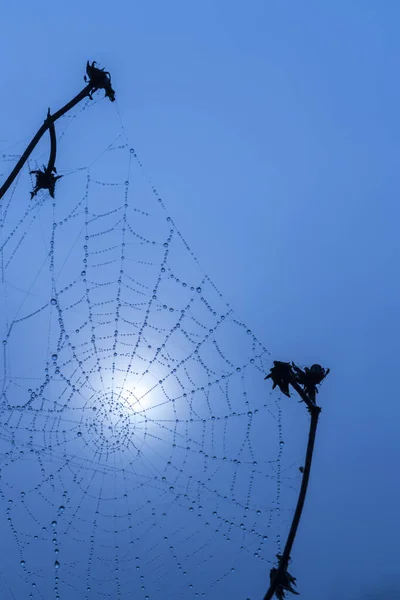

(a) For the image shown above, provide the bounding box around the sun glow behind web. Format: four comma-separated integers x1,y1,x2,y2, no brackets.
0,99,305,599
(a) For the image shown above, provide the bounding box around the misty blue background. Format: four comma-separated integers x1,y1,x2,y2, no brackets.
1,2,400,599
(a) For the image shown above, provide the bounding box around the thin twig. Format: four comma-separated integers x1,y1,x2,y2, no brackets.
0,84,91,200
263,379,321,600
46,110,57,175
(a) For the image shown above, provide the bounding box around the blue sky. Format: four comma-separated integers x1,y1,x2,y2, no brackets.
1,2,400,599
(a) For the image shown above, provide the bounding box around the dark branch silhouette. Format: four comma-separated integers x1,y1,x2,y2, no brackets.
291,363,330,404
30,110,62,200
84,61,115,102
0,61,115,201
30,166,62,200
47,108,57,175
0,85,90,200
270,557,299,599
263,361,329,600
264,361,293,397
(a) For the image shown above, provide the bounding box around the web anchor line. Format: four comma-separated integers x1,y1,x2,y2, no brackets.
262,361,330,600
0,60,115,201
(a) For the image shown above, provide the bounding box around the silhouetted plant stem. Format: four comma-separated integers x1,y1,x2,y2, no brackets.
46,110,57,175
263,379,321,600
0,84,92,200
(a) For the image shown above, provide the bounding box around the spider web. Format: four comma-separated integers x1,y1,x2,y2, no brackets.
0,98,303,599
